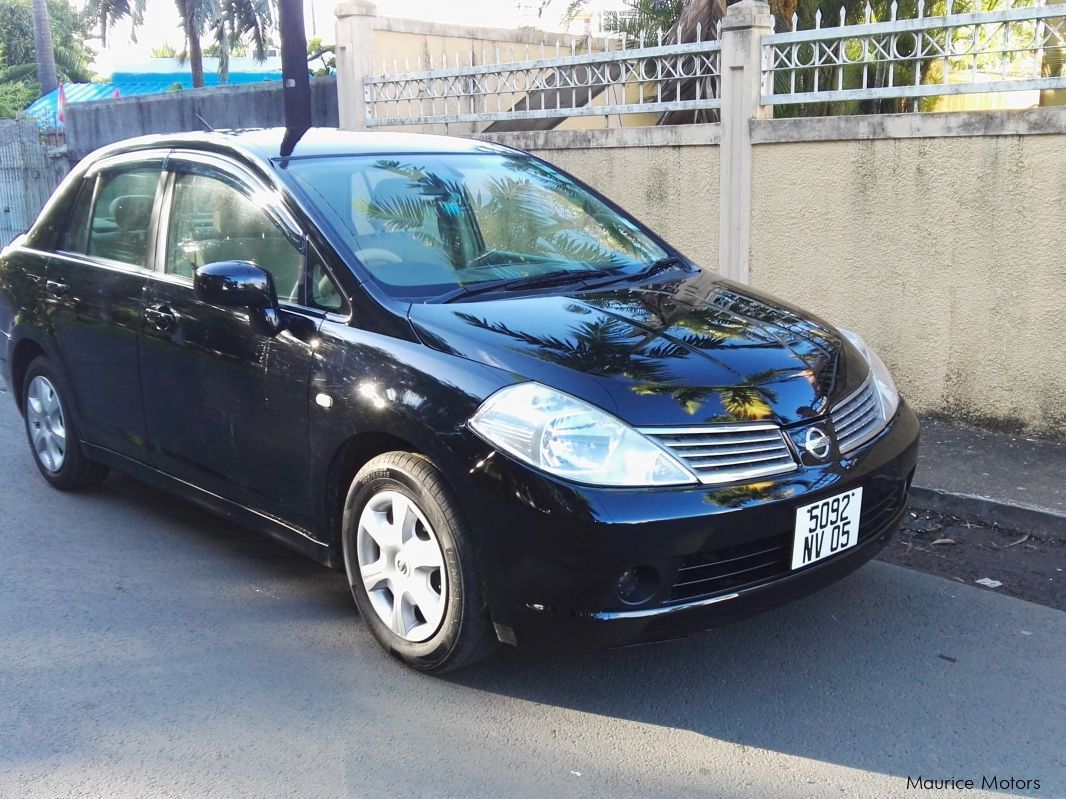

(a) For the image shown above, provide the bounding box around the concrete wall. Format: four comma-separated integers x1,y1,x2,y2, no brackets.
64,78,339,159
748,110,1066,438
485,127,722,270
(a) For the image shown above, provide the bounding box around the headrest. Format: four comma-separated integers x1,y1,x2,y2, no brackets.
109,195,154,231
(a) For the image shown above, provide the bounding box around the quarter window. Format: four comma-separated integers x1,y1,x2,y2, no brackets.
165,172,303,302
87,167,160,267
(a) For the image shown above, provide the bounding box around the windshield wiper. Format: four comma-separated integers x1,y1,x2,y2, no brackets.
584,256,694,289
434,268,614,304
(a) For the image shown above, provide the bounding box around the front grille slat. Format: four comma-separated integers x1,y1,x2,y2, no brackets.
667,483,909,603
830,377,887,453
641,424,797,485
658,433,782,447
670,443,787,458
687,451,794,469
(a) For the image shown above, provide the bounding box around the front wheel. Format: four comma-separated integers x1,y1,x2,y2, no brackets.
21,357,109,491
342,452,498,673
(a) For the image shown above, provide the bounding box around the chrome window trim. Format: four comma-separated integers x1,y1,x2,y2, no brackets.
15,246,154,277
84,148,171,178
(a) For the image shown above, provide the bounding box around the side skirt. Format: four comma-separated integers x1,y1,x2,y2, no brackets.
83,443,339,568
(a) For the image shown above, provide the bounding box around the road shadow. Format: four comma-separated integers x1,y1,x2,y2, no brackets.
448,561,1063,794
2,443,1062,795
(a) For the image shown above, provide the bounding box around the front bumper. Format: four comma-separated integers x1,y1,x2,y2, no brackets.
450,402,920,649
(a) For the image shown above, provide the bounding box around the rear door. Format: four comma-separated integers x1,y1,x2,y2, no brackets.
138,153,322,527
42,154,166,460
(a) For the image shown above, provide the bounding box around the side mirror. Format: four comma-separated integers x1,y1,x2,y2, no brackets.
195,260,285,336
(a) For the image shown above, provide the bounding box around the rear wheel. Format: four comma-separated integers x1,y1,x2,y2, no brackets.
342,451,498,673
22,357,109,490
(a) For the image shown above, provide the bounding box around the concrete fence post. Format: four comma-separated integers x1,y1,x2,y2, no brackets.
335,1,378,130
718,0,773,284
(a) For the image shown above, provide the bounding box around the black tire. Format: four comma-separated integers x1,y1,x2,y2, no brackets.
342,451,498,673
21,356,109,491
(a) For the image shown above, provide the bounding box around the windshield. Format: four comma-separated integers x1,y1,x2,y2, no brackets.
285,152,669,301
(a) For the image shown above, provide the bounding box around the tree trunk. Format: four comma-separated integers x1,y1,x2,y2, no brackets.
30,0,59,95
188,27,205,88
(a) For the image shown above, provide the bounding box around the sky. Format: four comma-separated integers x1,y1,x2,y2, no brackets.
88,0,631,76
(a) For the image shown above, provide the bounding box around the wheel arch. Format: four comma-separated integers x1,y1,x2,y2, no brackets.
321,430,426,561
9,335,51,413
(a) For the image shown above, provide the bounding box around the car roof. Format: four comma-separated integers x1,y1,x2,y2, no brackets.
92,127,513,166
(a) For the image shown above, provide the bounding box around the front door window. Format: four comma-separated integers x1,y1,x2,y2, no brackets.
165,172,303,302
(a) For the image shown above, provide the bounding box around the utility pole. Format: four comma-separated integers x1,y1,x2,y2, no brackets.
278,0,312,130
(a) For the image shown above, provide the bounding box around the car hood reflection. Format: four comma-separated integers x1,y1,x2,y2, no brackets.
408,270,867,427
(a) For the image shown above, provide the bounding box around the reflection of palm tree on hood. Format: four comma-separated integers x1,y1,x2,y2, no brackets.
456,312,791,419
456,313,685,386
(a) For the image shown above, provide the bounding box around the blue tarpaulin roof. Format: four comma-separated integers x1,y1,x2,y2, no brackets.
23,71,282,128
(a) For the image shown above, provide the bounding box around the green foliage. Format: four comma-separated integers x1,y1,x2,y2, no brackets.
308,36,335,77
0,0,94,83
0,77,36,117
151,41,179,58
601,0,687,38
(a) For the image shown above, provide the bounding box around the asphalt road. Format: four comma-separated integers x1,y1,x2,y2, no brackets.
0,386,1063,799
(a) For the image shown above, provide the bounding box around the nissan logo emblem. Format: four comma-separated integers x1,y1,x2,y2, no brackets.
804,427,832,460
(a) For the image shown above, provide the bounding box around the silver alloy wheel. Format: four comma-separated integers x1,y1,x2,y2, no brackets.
25,375,66,473
356,490,448,643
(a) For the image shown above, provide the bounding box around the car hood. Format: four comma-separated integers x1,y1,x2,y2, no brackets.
407,270,869,427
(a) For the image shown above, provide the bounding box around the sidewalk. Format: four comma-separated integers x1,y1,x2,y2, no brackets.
912,418,1066,540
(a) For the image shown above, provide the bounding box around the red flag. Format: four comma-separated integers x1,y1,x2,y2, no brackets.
57,82,67,123
113,88,120,99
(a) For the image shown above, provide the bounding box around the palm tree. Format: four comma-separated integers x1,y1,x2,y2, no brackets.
212,0,272,84
86,0,144,47
30,0,57,95
91,0,270,88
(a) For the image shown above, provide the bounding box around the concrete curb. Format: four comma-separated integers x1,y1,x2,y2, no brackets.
910,485,1066,542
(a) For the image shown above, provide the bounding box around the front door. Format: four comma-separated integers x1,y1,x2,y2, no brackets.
138,159,320,528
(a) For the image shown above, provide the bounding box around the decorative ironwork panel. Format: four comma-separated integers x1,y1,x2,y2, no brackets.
364,34,721,127
763,0,1066,106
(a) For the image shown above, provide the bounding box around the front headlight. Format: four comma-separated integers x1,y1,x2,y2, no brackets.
839,329,900,421
469,382,698,487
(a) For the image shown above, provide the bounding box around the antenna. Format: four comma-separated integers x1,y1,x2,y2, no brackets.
196,113,214,132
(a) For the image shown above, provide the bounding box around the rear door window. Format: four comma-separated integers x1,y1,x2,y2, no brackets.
87,167,161,267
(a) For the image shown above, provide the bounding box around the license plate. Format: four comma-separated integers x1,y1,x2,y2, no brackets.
791,487,863,570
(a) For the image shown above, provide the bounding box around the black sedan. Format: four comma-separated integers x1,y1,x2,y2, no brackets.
0,129,919,672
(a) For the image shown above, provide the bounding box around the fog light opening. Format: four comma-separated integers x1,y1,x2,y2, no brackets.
617,565,660,606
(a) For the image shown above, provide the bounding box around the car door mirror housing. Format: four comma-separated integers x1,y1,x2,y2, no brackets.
195,261,285,336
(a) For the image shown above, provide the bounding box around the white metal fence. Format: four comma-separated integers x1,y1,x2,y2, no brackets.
361,1,1066,126
764,0,1066,106
364,28,722,126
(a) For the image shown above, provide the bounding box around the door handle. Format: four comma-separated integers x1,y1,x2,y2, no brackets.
46,280,70,299
144,304,177,331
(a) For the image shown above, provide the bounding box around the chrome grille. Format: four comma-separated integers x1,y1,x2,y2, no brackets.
831,377,885,453
641,424,797,484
